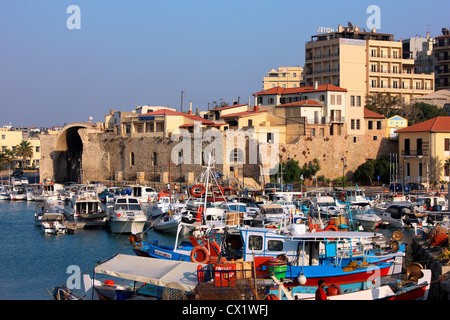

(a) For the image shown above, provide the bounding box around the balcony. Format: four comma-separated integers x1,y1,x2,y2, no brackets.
401,150,424,157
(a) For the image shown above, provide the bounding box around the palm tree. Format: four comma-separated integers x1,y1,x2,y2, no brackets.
15,141,33,169
0,149,16,175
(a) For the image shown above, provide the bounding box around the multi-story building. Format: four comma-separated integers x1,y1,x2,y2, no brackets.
304,23,435,135
396,116,450,185
263,66,303,90
386,115,408,140
0,128,41,168
253,83,347,139
434,28,450,90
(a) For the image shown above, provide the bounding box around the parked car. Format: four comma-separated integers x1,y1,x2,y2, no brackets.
406,183,424,191
12,169,23,177
389,183,410,192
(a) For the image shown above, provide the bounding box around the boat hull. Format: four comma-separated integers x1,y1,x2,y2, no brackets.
109,219,146,234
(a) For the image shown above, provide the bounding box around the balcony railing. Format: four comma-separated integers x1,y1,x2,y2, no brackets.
401,150,423,156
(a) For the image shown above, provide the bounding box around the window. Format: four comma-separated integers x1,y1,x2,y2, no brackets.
152,152,157,166
393,80,398,88
311,128,315,137
350,95,355,107
130,152,135,166
1,135,4,140
373,136,378,141
248,235,263,251
351,119,355,130
404,139,410,155
36,146,40,153
406,163,410,177
357,96,361,107
336,95,342,105
417,138,423,155
248,119,253,127
268,240,283,251
356,119,360,130
419,163,423,178
445,138,449,152
330,95,335,104
230,148,244,164
371,64,377,72
268,98,274,104
293,73,297,77
377,121,381,130
368,121,373,130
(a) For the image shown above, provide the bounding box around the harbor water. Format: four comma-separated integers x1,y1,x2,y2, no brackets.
0,200,415,300
0,200,175,300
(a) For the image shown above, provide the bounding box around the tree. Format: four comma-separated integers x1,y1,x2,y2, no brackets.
0,149,16,171
283,159,302,183
397,102,447,125
15,141,33,169
354,160,376,185
365,93,399,117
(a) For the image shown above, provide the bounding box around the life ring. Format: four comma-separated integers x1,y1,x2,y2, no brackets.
190,185,206,198
325,225,338,232
210,184,224,196
190,245,210,264
325,225,338,240
297,194,302,199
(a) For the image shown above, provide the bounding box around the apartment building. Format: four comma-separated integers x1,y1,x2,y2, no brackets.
263,66,303,90
304,23,435,135
396,116,450,184
0,128,41,168
434,28,450,90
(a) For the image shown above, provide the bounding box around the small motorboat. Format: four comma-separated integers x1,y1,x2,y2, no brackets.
107,196,147,234
349,202,382,230
40,213,67,234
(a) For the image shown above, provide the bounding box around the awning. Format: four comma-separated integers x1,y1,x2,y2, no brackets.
94,254,203,292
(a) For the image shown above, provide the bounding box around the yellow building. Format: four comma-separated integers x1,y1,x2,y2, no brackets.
263,66,303,90
396,116,450,184
386,115,408,140
304,23,435,135
0,128,41,168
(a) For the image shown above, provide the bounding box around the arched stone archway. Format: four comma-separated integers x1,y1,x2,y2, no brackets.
52,123,95,182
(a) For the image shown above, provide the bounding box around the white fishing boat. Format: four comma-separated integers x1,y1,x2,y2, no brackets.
0,185,11,200
63,184,106,224
377,204,429,228
107,196,147,234
35,199,66,225
9,186,27,200
128,185,158,203
40,213,67,234
33,183,64,201
147,195,172,218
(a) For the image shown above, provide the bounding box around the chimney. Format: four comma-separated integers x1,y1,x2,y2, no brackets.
314,81,318,90
188,101,192,114
254,105,258,112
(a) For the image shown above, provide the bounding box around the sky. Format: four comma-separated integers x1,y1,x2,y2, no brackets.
0,0,449,127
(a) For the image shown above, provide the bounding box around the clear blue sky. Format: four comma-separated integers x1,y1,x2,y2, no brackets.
0,0,448,127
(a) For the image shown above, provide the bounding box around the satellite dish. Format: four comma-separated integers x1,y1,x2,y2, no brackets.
348,22,354,30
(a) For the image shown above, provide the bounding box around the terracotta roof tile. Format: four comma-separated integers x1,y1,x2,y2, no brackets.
395,116,450,133
276,99,323,107
364,108,385,118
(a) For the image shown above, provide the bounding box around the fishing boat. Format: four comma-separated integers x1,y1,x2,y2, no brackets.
267,263,431,300
9,186,27,200
63,184,107,226
128,185,158,203
40,213,67,234
33,182,64,201
147,195,172,218
107,196,147,234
